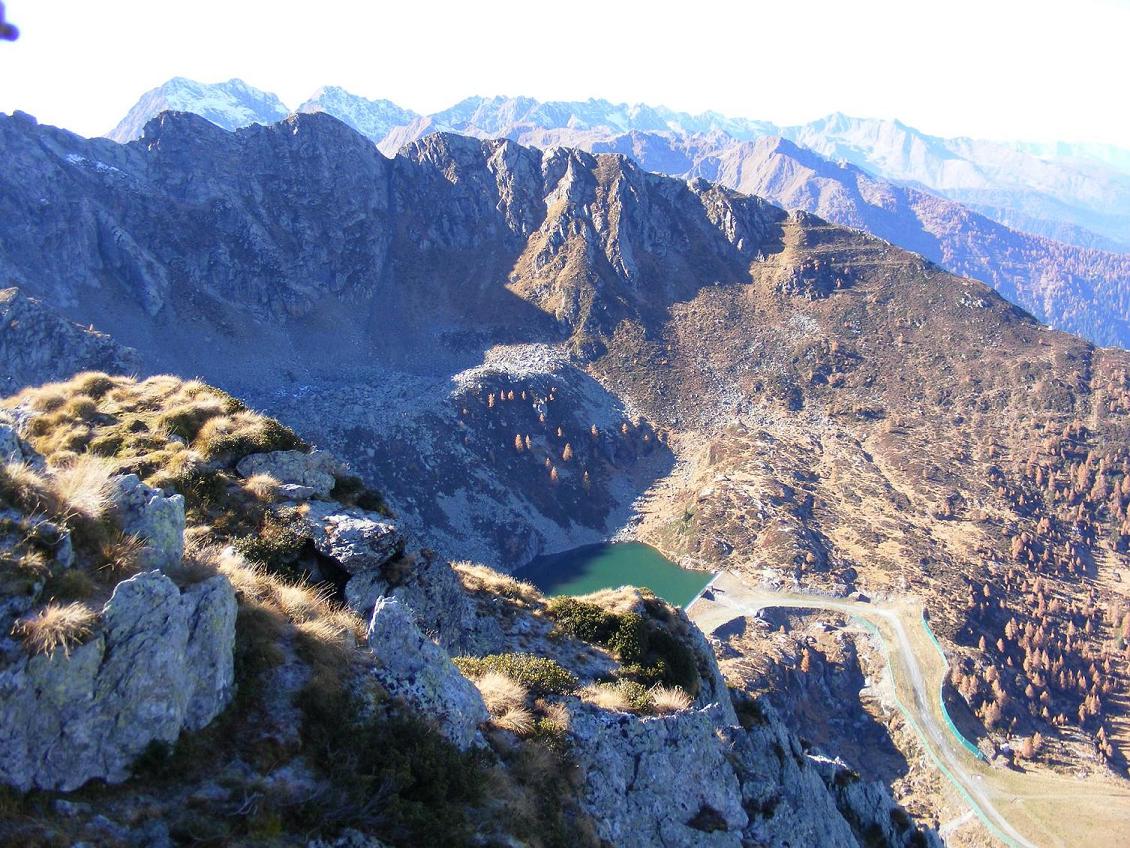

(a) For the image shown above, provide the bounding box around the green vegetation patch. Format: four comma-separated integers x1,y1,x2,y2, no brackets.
453,652,578,696
546,597,700,694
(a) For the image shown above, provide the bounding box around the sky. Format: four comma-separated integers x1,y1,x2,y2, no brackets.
0,0,1125,144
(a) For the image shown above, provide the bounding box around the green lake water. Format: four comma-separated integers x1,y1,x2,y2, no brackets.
521,542,714,607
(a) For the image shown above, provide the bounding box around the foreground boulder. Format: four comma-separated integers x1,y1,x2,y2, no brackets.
365,595,488,750
0,570,237,791
237,449,341,499
111,474,186,571
302,501,402,574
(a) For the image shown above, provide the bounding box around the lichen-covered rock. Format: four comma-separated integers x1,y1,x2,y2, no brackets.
365,596,487,750
0,408,43,468
682,609,738,724
345,549,482,653
727,714,862,847
0,570,236,791
568,691,935,848
569,704,748,848
302,501,402,574
237,450,341,499
0,510,74,627
110,474,185,571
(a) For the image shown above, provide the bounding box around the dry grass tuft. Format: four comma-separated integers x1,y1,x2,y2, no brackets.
474,671,529,715
493,706,536,736
649,685,692,714
571,586,647,616
271,581,333,623
68,372,124,400
243,473,280,502
49,455,117,520
23,386,68,413
62,395,98,420
452,560,541,605
99,532,147,575
0,461,51,512
539,700,571,734
579,682,634,712
13,602,97,655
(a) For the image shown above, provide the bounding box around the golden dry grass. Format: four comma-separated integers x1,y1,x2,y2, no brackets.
538,700,571,733
6,372,299,479
579,682,634,712
49,454,116,520
98,532,148,575
271,581,334,623
475,671,530,715
0,460,51,510
493,706,536,735
207,544,365,641
570,586,647,616
452,560,541,604
13,602,97,655
243,473,279,502
649,685,692,714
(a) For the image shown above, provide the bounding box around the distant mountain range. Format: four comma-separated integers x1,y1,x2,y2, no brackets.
98,78,1130,349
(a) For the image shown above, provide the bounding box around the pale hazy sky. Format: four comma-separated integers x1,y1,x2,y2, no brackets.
0,0,1125,143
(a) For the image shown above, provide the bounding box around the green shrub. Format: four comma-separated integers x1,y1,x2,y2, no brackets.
302,706,488,846
609,679,652,711
154,463,228,508
546,597,617,642
41,568,96,602
232,514,309,580
546,597,698,694
454,653,577,696
606,612,647,662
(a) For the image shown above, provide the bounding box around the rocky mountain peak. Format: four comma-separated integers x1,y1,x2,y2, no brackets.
298,85,419,142
106,76,290,143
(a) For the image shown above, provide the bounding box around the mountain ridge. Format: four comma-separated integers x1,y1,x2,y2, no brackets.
4,104,1130,843
93,80,1130,350
100,78,1130,248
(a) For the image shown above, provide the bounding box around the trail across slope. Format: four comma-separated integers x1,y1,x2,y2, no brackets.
689,573,1130,848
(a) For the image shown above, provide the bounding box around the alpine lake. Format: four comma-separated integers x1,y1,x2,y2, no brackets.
521,541,714,608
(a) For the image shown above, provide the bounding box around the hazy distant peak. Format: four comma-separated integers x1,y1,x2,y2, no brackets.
297,86,419,142
106,77,290,142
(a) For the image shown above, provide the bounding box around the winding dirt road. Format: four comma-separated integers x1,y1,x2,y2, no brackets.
688,572,1038,847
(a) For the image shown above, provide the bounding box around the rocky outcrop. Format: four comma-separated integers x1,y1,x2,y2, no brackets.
300,501,402,574
364,596,487,750
0,570,236,791
236,450,341,500
811,755,941,848
110,474,186,571
0,288,140,394
569,696,938,848
569,704,748,848
0,408,43,467
345,548,482,654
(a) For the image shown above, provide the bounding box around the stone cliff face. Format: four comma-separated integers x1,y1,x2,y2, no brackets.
0,110,784,348
0,288,140,393
0,410,236,792
0,570,236,791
